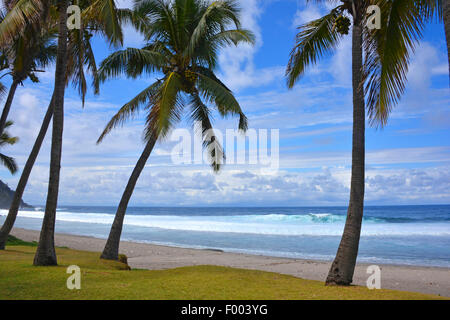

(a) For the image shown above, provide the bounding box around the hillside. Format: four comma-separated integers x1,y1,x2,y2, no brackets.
0,180,32,210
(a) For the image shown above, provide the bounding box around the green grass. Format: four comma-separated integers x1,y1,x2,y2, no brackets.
0,245,446,300
6,235,37,246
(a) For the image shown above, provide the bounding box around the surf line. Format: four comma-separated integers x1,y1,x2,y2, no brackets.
181,304,215,318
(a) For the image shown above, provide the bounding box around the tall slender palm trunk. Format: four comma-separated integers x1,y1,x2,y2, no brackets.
0,98,53,250
0,79,19,135
101,135,158,261
444,0,450,78
33,0,69,266
326,19,366,285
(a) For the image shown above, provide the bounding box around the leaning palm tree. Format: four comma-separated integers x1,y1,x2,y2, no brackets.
96,0,254,261
0,0,126,255
287,0,427,285
0,121,18,174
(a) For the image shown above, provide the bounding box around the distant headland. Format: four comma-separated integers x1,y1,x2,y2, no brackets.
0,180,33,210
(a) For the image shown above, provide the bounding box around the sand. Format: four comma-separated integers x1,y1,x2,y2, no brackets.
10,227,450,297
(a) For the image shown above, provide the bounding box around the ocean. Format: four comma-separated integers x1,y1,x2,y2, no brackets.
1,205,449,267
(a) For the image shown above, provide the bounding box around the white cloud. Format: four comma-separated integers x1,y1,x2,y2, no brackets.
11,165,448,206
330,35,352,85
408,42,446,89
292,3,322,27
218,0,285,91
279,147,450,169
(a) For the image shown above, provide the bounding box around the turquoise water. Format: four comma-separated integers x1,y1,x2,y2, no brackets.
2,205,449,267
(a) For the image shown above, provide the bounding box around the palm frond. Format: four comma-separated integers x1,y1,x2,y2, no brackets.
116,7,151,35
83,0,124,47
0,81,6,98
364,0,425,126
33,40,57,70
66,28,87,106
186,0,242,57
0,0,43,45
96,47,167,84
415,0,443,21
0,152,17,174
157,71,185,137
0,120,18,174
66,26,100,105
135,0,180,50
190,92,224,172
195,66,247,131
212,29,255,47
286,8,342,88
0,120,18,146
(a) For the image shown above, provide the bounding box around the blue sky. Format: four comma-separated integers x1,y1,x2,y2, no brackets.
1,0,449,207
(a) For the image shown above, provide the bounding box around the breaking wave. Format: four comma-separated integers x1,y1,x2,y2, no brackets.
2,209,449,237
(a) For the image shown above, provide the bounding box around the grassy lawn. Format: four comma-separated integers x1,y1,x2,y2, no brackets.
0,239,446,300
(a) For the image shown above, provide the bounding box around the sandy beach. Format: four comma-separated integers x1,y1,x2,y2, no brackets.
9,227,450,297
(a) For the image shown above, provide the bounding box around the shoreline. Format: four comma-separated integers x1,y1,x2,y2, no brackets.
10,227,450,297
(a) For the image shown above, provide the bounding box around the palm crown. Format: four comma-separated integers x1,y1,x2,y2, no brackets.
96,0,255,171
0,1,127,103
0,12,57,86
286,0,428,126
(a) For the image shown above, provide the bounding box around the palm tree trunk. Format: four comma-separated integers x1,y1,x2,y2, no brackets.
444,0,450,78
325,19,365,286
0,79,19,135
0,98,53,250
101,135,158,260
33,0,69,266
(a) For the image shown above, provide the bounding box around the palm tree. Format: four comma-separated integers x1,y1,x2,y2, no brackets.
0,0,126,254
0,121,18,174
287,0,427,285
32,0,70,266
96,0,254,261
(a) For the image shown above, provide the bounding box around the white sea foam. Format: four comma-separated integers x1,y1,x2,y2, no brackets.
2,208,450,237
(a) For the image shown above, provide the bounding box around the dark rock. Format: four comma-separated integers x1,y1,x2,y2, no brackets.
0,180,33,210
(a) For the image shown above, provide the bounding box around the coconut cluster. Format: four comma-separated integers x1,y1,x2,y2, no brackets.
334,15,351,35
183,69,198,93
184,69,198,83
